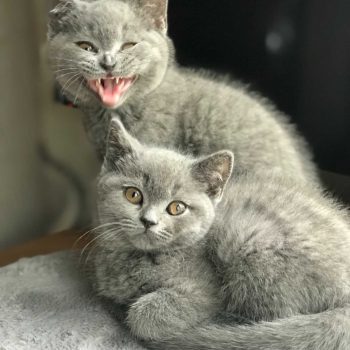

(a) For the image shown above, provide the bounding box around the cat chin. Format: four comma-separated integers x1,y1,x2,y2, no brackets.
127,233,170,251
129,239,165,252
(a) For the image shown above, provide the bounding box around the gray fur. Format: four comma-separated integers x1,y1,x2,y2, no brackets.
48,0,319,184
90,119,350,350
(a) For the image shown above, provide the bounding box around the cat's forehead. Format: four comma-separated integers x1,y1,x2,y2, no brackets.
142,153,191,193
74,1,140,43
128,150,196,201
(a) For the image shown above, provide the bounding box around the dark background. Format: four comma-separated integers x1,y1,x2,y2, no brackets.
168,0,350,177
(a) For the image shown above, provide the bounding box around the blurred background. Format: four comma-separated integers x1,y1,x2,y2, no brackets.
0,0,100,249
0,0,349,249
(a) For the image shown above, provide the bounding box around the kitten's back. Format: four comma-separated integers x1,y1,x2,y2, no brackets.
211,173,350,321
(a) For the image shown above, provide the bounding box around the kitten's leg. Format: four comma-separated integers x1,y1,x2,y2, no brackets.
92,250,159,304
127,281,219,341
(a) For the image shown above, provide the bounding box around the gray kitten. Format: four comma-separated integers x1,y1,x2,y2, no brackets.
90,118,350,350
48,0,319,184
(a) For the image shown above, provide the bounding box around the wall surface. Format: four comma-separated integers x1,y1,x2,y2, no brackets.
0,1,99,249
0,1,48,248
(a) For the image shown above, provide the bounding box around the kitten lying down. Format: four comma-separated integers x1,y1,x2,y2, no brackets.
88,118,350,350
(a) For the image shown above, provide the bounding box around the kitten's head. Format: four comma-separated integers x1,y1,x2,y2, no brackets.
48,0,170,109
97,119,234,252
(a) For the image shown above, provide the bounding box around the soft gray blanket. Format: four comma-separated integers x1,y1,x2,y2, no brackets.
0,252,146,350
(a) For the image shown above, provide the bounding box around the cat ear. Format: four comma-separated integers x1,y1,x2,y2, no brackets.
192,151,234,202
48,0,84,38
139,0,168,33
104,118,141,171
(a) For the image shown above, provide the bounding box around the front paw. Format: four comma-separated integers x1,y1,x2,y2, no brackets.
127,289,188,341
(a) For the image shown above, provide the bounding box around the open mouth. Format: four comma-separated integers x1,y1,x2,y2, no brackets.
87,76,136,108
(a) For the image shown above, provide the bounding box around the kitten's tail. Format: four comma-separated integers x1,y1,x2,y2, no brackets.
148,304,350,350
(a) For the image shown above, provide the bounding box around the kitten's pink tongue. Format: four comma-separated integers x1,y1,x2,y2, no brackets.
100,79,121,107
88,78,133,108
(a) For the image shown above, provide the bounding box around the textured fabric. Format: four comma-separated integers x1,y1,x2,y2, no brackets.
0,252,145,350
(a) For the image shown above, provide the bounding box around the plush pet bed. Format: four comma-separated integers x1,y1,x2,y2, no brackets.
0,252,146,350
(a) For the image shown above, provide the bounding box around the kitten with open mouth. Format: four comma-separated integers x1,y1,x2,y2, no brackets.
48,0,320,184
87,76,137,108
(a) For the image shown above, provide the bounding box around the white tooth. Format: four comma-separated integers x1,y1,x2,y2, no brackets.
98,79,101,85
116,77,120,84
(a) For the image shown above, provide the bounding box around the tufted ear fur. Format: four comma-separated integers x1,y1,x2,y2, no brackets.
139,0,168,33
48,0,86,38
192,151,234,203
104,118,141,172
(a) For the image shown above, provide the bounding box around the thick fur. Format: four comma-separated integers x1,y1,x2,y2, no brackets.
148,176,350,350
48,0,319,184
89,120,350,350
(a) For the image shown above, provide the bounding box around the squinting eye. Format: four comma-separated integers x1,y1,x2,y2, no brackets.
121,42,137,50
125,187,143,205
76,41,97,53
167,201,187,216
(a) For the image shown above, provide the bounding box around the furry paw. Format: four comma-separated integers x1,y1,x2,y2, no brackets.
127,289,188,340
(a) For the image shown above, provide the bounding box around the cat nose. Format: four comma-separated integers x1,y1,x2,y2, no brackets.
140,217,158,228
140,210,158,228
100,61,116,72
100,54,116,72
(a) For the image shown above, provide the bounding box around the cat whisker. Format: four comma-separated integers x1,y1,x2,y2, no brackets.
80,236,101,264
98,229,124,244
53,65,78,70
118,218,134,223
155,234,168,242
54,68,80,75
156,232,169,240
82,245,98,267
56,71,80,81
60,73,82,95
155,231,172,242
83,229,124,267
52,64,77,69
84,231,123,267
149,230,172,244
72,222,121,249
79,227,124,264
74,77,85,105
122,222,136,230
52,57,83,63
160,229,172,238
100,220,136,230
102,218,138,229
53,62,89,70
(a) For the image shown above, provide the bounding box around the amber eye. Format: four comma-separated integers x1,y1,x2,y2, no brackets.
125,187,143,205
76,41,97,53
121,42,137,50
167,201,187,216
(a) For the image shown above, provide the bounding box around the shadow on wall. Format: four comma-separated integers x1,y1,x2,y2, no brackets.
0,0,99,249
